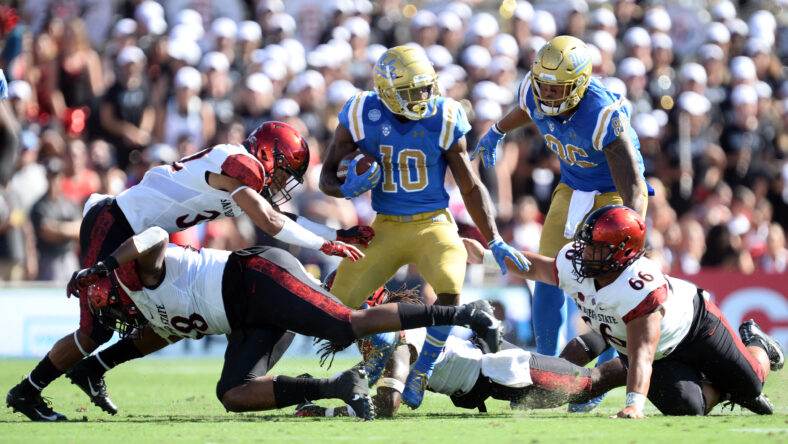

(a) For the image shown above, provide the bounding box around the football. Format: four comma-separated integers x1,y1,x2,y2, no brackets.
336,150,376,183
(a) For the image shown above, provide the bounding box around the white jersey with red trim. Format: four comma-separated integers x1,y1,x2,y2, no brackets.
115,144,266,234
117,244,232,339
555,244,695,359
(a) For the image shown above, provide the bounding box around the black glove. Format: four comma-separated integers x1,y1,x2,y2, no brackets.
66,257,118,298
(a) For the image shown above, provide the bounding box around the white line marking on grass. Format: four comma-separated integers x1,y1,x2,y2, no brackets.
729,428,788,434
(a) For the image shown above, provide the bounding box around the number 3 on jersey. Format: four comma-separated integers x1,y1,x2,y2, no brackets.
379,145,428,192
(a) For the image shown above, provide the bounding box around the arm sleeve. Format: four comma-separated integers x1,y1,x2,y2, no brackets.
221,154,266,193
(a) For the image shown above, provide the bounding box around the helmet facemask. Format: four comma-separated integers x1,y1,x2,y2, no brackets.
87,276,147,338
532,74,587,116
570,234,630,280
261,143,308,206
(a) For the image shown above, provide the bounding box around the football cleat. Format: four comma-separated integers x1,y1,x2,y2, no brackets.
362,332,400,387
722,392,774,415
6,381,67,422
65,360,118,415
334,365,374,421
453,300,503,353
568,393,606,413
401,369,429,409
739,319,784,371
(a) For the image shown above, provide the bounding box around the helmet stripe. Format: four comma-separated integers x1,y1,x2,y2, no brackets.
572,58,591,74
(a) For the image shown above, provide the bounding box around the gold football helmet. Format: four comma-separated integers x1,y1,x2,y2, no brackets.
373,45,439,120
531,35,593,116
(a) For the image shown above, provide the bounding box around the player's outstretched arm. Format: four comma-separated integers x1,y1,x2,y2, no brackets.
603,132,646,216
320,124,361,198
67,226,169,296
471,106,532,168
463,238,554,285
447,141,529,274
225,174,363,261
613,311,662,419
280,211,375,248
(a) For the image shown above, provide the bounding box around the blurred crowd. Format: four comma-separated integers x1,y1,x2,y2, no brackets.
0,0,786,286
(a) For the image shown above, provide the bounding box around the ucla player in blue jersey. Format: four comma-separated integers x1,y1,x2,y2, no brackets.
320,45,528,408
472,36,651,411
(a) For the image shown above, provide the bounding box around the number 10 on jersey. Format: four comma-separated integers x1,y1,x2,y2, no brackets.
379,145,428,192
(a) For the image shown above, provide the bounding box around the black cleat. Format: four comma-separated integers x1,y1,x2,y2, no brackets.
454,300,503,352
65,361,118,415
6,381,67,422
334,365,374,421
739,319,784,371
739,393,774,415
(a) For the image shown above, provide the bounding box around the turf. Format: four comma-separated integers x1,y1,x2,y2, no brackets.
1,357,786,443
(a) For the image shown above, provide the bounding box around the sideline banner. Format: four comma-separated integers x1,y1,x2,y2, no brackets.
672,271,787,348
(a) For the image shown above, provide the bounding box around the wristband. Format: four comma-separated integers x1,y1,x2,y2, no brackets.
492,123,505,135
487,235,503,247
273,216,326,250
296,216,337,240
103,255,120,272
482,250,498,270
377,377,405,394
625,392,646,411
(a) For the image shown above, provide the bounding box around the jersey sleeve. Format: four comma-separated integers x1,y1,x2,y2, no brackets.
553,243,577,289
591,95,629,151
438,99,471,150
338,92,369,143
221,153,266,193
517,71,533,119
617,262,669,324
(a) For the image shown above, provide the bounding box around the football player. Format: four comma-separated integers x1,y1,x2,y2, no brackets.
472,36,651,410
5,121,372,421
319,45,528,408
295,288,627,418
464,205,784,418
7,226,503,421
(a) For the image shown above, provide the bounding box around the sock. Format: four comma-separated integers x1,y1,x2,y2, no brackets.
93,338,144,372
26,355,63,391
411,325,452,376
365,332,397,352
533,282,567,356
272,375,330,408
396,303,457,330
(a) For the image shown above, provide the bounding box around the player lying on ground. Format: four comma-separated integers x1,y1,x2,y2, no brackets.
295,287,627,418
7,226,502,421
463,205,784,418
6,122,373,420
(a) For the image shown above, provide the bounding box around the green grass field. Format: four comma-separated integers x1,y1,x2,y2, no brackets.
2,357,786,443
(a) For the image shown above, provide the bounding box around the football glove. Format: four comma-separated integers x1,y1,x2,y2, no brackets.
489,239,530,275
470,125,505,168
66,260,115,298
319,240,364,262
336,225,375,248
340,159,381,199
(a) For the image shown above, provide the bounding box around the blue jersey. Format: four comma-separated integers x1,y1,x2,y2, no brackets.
519,73,646,193
338,92,470,216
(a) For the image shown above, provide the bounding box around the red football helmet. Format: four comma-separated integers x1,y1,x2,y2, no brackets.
244,121,310,206
85,274,147,338
571,205,646,279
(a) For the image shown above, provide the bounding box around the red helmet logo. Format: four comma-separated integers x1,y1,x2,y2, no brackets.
244,121,309,205
572,205,646,279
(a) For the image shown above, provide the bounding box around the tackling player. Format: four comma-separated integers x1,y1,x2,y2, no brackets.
472,36,651,410
464,205,784,417
319,45,528,408
5,122,372,420
7,226,503,421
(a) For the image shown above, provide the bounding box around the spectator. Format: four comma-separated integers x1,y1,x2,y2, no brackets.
30,157,81,281
159,66,215,149
100,46,154,170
